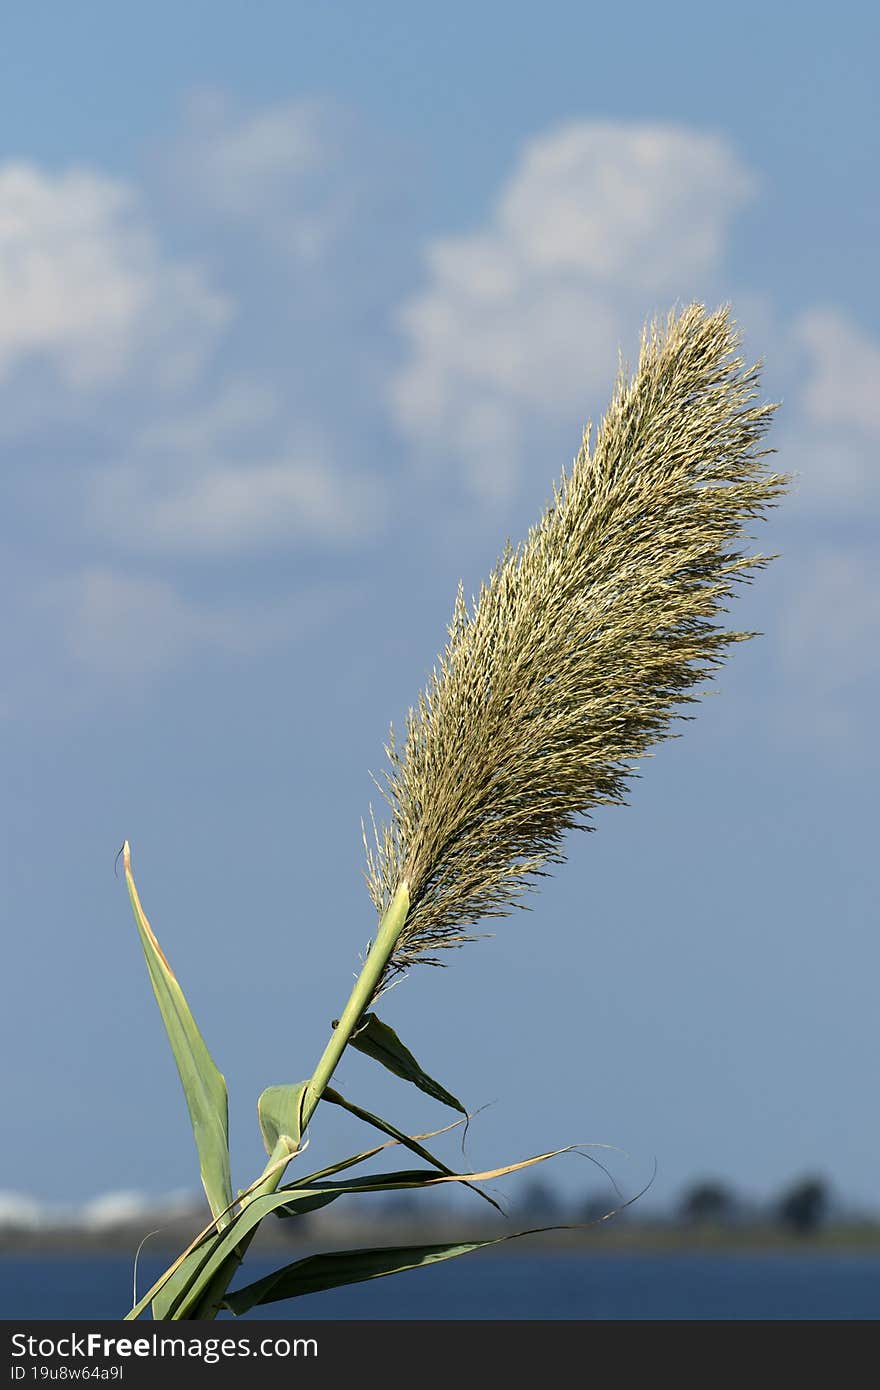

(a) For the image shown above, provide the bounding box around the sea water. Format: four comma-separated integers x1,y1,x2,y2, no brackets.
2,1251,879,1321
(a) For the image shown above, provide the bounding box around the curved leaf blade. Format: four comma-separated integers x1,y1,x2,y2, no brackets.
142,1144,577,1316
223,1227,564,1314
349,1013,467,1116
288,1112,472,1194
257,1082,308,1156
123,843,233,1226
275,1168,440,1218
322,1087,501,1214
127,1142,316,1320
157,1189,328,1318
273,1189,345,1219
152,1243,219,1320
283,1147,580,1203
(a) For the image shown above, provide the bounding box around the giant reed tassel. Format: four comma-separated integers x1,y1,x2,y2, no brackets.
366,303,787,985
122,301,787,1320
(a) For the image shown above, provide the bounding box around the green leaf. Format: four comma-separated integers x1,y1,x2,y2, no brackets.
322,1087,502,1214
154,1189,329,1318
278,1144,581,1216
150,1236,255,1322
296,1141,398,1187
348,1013,468,1116
311,1168,444,1191
257,1082,308,1156
152,1243,219,1320
272,1188,345,1219
296,1113,469,1188
275,1168,443,1218
132,1187,314,1320
123,843,233,1227
136,1143,577,1318
223,1229,557,1313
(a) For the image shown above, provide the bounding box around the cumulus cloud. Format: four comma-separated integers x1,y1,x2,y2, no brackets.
390,121,755,501
770,310,880,747
795,308,880,439
78,378,384,556
0,1190,198,1233
779,544,880,743
494,123,754,288
94,437,383,555
41,567,350,680
780,309,880,514
140,457,379,551
0,1191,45,1231
0,162,229,390
166,92,375,263
0,103,390,569
50,569,240,678
4,98,870,738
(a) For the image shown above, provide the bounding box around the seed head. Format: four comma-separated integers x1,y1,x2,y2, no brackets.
365,304,787,984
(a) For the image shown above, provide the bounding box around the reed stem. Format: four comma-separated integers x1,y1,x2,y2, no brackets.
165,883,412,1319
301,882,410,1135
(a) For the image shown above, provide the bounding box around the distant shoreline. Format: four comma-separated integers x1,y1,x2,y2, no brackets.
4,1222,880,1257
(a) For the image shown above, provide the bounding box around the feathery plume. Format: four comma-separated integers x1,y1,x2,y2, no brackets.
366,304,787,981
120,302,788,1320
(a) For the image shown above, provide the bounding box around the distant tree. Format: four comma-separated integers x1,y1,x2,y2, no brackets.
378,1190,420,1218
577,1193,626,1225
777,1177,829,1235
515,1179,562,1222
679,1180,739,1225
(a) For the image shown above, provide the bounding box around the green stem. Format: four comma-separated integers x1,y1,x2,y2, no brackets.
136,883,411,1321
246,881,411,1204
300,882,410,1136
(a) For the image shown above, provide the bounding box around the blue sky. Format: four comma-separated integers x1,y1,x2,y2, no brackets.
1,2,878,1220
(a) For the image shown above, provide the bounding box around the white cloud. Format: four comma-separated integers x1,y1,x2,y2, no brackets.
783,434,880,513
779,545,880,744
80,1191,157,1231
390,121,755,501
83,374,383,553
782,309,880,513
0,1190,199,1232
42,567,350,680
0,1191,45,1230
495,123,754,288
757,312,880,750
0,123,387,560
52,569,229,678
134,380,280,456
0,98,395,715
94,442,384,554
167,93,358,261
795,308,880,439
0,162,230,389
146,457,380,550
16,101,875,742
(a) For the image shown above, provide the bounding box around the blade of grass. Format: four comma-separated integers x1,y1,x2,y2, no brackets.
257,1082,308,1155
223,1226,567,1313
322,1087,502,1213
347,1013,467,1116
295,1113,469,1187
123,842,233,1227
144,1145,576,1317
124,1141,297,1320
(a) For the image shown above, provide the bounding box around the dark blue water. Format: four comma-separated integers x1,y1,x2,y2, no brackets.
2,1252,879,1320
